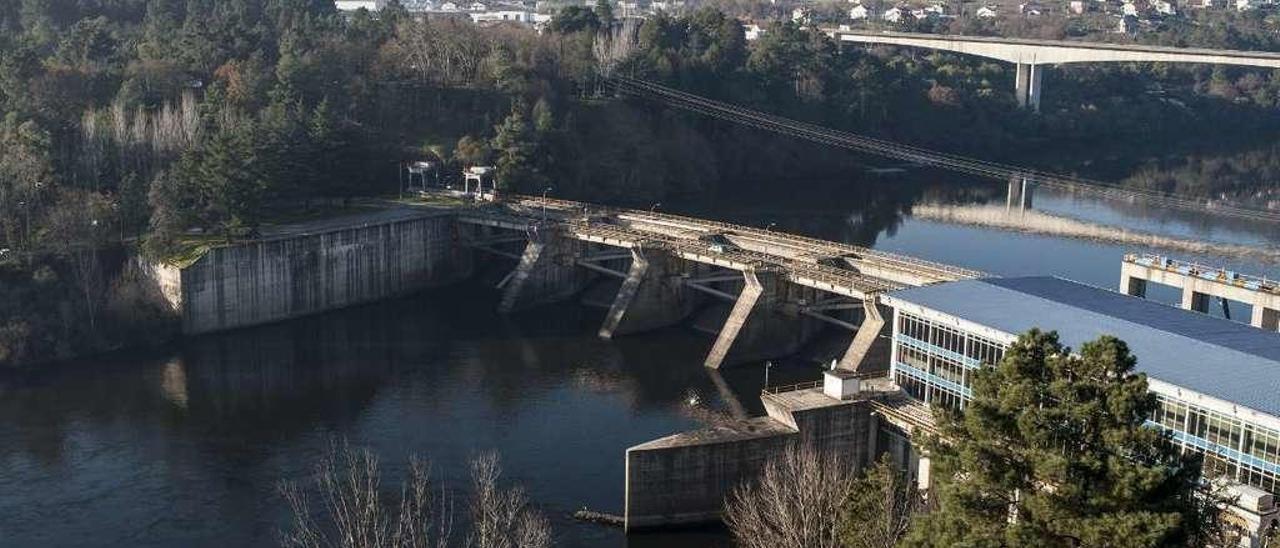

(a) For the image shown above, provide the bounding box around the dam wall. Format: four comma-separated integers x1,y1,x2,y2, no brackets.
170,211,470,335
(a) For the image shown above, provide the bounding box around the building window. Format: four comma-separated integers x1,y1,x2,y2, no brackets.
1149,394,1280,496
892,312,1280,497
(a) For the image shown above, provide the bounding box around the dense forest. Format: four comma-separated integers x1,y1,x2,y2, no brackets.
2,0,1280,366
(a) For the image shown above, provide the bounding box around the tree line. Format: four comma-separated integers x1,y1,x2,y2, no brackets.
3,0,1280,367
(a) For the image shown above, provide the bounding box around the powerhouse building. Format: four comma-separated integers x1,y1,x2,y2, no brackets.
880,276,1280,498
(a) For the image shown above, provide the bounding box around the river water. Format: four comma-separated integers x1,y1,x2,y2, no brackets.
1,175,1276,548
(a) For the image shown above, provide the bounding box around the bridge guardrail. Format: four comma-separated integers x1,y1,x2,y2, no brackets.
1125,253,1277,293
762,381,823,394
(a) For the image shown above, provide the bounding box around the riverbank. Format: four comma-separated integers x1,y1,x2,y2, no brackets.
910,203,1280,264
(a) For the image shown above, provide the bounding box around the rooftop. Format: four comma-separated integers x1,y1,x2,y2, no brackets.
885,276,1280,418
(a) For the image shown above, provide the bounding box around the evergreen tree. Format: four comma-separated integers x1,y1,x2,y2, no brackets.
492,101,545,193
594,0,615,29
903,330,1222,548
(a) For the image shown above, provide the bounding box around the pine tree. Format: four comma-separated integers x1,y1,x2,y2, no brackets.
903,330,1222,548
492,102,545,193
594,0,615,28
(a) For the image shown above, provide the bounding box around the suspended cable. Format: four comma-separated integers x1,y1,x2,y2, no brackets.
611,76,1280,224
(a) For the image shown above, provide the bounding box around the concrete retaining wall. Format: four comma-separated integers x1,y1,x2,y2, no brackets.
176,212,469,334
625,389,873,531
625,419,798,530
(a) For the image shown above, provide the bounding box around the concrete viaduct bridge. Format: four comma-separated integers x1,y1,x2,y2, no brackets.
827,30,1280,111
456,195,982,370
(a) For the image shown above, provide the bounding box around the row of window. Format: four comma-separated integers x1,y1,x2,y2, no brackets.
896,313,1005,367
894,313,1005,412
895,370,967,412
893,311,1280,496
1150,395,1280,492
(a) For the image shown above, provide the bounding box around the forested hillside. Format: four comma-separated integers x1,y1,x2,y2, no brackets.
2,0,1278,367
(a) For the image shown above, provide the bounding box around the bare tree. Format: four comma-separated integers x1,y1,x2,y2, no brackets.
467,452,552,548
838,455,922,548
280,444,549,548
724,445,857,548
592,18,639,81
279,442,454,548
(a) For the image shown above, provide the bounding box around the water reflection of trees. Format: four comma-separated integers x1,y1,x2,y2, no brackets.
669,174,936,248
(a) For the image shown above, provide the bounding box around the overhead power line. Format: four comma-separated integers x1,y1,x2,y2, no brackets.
611,76,1280,224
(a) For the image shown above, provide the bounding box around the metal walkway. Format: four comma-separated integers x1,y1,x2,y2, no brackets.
459,195,982,299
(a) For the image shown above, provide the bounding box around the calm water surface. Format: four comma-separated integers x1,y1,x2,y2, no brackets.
1,175,1276,548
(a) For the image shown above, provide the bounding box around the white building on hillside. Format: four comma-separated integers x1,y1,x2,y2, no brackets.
850,3,871,19
335,0,386,10
470,9,535,22
976,4,999,16
883,6,906,21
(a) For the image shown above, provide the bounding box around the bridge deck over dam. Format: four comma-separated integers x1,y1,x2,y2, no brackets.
461,196,981,294
457,195,982,370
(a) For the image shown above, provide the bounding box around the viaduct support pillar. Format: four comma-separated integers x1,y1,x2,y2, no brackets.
598,249,697,339
837,299,893,374
1006,175,1035,213
498,231,588,313
1015,63,1044,112
705,269,771,369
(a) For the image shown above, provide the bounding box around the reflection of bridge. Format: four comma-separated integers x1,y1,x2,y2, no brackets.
828,30,1280,111
457,195,981,369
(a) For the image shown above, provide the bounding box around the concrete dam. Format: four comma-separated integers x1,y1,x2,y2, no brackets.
140,196,977,531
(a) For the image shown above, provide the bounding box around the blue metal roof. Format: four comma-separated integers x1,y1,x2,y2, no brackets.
886,276,1280,418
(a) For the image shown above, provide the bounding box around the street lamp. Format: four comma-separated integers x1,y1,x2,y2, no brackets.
764,360,773,390
766,222,778,256
541,186,553,222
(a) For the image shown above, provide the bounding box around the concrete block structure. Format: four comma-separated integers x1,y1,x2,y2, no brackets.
625,384,879,530
154,210,469,335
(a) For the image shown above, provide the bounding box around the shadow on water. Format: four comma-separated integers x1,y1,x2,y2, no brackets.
0,279,808,547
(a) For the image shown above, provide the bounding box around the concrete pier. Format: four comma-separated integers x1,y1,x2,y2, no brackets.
1120,254,1280,331
598,249,700,338
704,269,772,369
498,232,592,313
1007,176,1035,212
1014,63,1043,111
837,302,892,373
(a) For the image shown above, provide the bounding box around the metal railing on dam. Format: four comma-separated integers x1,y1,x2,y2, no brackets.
460,194,984,297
